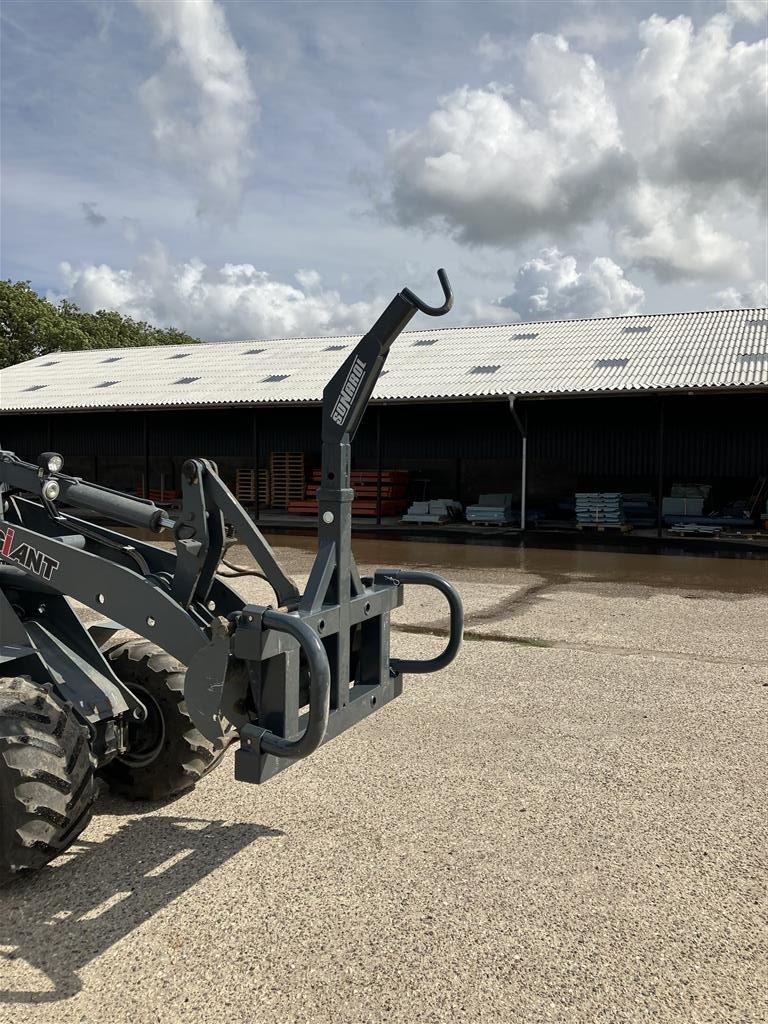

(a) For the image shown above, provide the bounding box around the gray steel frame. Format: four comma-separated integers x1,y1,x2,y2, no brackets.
0,271,463,784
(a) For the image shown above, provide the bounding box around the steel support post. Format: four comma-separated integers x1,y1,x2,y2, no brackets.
252,410,260,521
376,406,382,526
508,396,527,532
143,412,150,500
656,400,665,538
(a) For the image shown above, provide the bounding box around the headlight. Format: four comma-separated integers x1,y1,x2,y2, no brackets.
42,479,60,501
37,451,64,474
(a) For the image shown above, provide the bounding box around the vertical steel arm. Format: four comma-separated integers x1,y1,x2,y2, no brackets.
309,270,454,713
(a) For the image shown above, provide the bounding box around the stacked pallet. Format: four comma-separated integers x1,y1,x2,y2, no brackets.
269,453,306,509
402,499,462,524
235,468,270,506
466,494,515,525
575,492,628,530
287,470,409,517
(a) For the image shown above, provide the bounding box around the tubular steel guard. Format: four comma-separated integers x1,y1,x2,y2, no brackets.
374,569,464,674
258,610,331,759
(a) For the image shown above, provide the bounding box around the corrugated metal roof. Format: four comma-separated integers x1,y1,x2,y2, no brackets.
1,307,766,413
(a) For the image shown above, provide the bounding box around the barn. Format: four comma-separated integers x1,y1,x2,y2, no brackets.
1,306,766,547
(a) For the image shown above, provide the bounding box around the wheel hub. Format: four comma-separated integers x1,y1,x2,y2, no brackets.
121,683,166,768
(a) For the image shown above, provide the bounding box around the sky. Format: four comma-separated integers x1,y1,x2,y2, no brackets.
1,0,766,341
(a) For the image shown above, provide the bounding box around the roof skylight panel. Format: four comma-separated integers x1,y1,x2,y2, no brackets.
594,358,630,368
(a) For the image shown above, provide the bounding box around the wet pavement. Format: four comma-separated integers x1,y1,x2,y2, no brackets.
265,534,768,595
1,538,766,1023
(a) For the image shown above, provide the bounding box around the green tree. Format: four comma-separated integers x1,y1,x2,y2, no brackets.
0,280,200,369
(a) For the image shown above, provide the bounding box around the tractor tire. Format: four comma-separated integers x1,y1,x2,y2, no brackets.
0,676,95,885
99,640,232,801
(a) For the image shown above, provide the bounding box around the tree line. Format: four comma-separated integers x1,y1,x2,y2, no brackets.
0,280,199,369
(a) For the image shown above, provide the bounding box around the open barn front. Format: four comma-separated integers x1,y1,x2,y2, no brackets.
1,388,765,551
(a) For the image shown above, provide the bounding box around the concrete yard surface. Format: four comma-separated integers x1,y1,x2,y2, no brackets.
1,542,766,1024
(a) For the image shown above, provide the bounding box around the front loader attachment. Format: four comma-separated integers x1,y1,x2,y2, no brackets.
0,269,463,796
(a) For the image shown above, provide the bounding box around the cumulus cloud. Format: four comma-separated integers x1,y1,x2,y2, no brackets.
57,244,382,341
477,248,645,322
624,13,767,199
614,182,753,281
384,11,766,287
714,281,768,308
726,0,767,25
386,34,634,245
136,0,257,220
80,201,107,227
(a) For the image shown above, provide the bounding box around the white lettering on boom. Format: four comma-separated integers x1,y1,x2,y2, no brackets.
331,357,367,427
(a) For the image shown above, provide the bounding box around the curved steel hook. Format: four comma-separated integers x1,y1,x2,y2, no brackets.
401,268,453,317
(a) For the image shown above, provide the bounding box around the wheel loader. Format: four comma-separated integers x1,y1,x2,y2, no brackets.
0,270,463,882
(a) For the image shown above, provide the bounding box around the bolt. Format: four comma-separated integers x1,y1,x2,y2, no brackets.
322,511,334,524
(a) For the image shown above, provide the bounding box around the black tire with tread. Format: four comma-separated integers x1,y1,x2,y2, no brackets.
0,676,95,885
100,639,230,801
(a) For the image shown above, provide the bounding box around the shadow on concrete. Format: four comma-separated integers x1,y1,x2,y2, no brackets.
0,812,281,1004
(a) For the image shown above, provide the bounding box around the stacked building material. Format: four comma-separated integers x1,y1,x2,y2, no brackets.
669,523,723,536
269,453,306,508
465,494,515,525
402,499,463,524
574,492,626,527
662,484,710,521
662,495,705,518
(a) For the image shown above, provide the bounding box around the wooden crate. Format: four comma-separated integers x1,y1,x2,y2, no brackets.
235,468,269,505
269,452,306,508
